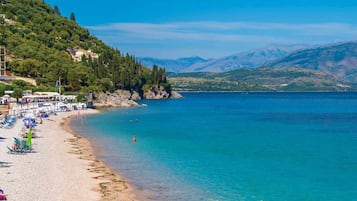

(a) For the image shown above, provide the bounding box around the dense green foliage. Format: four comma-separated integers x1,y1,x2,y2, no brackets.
0,79,35,97
0,0,170,95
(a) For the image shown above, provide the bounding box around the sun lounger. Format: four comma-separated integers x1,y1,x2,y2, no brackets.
7,145,33,154
7,146,25,154
0,161,11,168
8,138,34,154
0,116,17,129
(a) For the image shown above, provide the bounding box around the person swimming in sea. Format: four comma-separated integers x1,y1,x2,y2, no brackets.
132,135,137,143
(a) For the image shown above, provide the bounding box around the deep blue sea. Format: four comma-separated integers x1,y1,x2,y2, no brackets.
71,92,357,201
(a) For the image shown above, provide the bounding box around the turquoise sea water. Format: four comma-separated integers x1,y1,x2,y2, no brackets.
71,92,357,201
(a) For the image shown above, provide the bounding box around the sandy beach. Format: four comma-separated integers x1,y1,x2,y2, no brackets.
0,109,137,201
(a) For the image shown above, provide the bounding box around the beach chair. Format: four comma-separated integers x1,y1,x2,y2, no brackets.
0,119,11,128
0,116,16,129
19,139,34,153
0,162,10,168
0,119,6,128
7,146,24,154
22,144,34,153
13,137,21,146
3,121,15,129
8,138,34,154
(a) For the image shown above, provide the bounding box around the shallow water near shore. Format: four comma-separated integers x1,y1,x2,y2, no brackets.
71,92,357,201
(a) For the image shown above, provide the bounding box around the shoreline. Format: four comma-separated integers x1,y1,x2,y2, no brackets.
0,109,138,201
176,90,357,93
62,111,138,201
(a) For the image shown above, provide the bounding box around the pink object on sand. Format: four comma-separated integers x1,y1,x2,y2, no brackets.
0,194,6,200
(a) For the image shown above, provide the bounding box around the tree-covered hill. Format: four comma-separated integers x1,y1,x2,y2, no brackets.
169,67,354,91
0,0,170,96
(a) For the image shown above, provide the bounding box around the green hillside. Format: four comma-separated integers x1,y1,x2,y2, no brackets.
169,67,354,91
168,42,357,92
269,42,357,83
0,0,170,96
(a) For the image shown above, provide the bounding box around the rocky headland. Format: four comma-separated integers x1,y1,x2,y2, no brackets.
143,86,182,99
93,88,182,108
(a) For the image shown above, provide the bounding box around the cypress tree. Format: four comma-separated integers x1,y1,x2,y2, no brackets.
54,5,61,16
70,12,76,22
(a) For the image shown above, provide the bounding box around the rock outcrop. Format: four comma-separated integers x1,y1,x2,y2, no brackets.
94,90,139,108
170,91,183,99
143,86,170,99
143,86,182,99
94,88,182,108
130,91,141,100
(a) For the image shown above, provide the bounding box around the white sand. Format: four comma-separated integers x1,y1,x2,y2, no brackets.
0,110,102,201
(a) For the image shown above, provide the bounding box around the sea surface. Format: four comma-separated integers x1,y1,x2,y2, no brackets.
71,92,357,201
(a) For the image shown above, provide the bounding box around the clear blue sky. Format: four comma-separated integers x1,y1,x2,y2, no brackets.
45,0,357,59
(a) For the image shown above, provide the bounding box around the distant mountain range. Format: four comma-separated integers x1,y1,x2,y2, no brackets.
138,44,307,73
140,41,357,91
168,67,352,92
268,41,357,83
184,44,308,72
138,56,210,73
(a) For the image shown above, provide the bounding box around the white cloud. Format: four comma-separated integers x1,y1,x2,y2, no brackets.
86,21,357,58
88,21,357,38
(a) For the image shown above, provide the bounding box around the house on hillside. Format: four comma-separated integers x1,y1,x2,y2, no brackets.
67,46,99,62
0,0,9,6
0,13,15,25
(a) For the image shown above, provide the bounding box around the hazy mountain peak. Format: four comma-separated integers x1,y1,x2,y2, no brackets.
138,56,210,72
140,44,309,73
269,41,357,83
